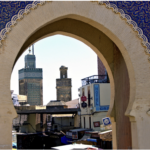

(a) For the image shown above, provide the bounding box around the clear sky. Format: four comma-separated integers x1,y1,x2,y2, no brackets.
10,35,98,105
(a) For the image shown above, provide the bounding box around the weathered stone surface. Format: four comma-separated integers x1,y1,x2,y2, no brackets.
56,66,72,102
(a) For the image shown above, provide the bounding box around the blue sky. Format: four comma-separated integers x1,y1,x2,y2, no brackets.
10,35,98,105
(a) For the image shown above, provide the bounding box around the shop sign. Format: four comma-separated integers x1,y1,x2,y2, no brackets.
81,96,87,101
102,117,111,126
81,101,87,108
93,121,100,127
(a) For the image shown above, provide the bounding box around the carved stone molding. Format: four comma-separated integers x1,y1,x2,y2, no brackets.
0,1,46,47
98,1,150,61
0,1,150,61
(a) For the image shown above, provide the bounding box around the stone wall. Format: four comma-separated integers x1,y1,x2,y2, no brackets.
113,44,132,149
19,79,43,105
56,78,72,102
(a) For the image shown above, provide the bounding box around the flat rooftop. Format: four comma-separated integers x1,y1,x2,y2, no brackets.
16,108,79,114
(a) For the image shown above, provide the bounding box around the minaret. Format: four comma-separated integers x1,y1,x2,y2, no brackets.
32,44,34,55
19,45,43,105
25,49,36,69
56,66,72,102
60,66,68,79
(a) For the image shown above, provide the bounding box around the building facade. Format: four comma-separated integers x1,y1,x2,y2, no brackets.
97,57,106,76
46,100,75,131
79,75,110,131
56,66,72,102
19,49,43,105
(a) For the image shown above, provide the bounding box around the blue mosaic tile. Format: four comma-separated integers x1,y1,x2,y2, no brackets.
0,1,150,43
0,1,33,31
110,1,150,43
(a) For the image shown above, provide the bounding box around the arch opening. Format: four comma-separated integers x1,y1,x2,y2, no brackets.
11,17,132,149
2,2,149,148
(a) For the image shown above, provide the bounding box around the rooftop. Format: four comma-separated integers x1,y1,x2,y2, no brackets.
16,107,79,114
47,100,66,106
81,75,109,86
65,99,79,108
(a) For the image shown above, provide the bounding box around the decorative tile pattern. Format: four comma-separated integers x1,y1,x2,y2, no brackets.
0,1,150,40
19,72,43,80
0,1,33,31
0,1,46,46
110,1,150,43
27,82,41,105
0,1,150,55
98,1,150,56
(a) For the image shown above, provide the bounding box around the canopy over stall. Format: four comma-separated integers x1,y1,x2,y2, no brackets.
99,130,112,141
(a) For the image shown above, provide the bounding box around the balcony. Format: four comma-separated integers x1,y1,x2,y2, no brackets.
81,75,109,86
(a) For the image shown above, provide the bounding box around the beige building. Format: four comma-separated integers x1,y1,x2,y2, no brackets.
50,114,74,131
13,105,47,133
17,95,27,103
46,100,74,131
66,99,80,128
65,98,79,108
79,75,110,131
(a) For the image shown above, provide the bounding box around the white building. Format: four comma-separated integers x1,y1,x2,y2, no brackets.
79,75,111,131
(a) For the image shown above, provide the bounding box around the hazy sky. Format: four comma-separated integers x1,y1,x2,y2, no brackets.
10,35,98,105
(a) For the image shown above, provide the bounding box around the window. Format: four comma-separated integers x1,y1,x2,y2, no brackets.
52,117,54,124
88,87,91,107
48,116,50,122
54,125,58,131
40,114,43,128
89,117,91,129
84,117,85,128
82,88,84,96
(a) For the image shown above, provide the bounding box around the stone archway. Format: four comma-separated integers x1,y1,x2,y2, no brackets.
0,1,150,149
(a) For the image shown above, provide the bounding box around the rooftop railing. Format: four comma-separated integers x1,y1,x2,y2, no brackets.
81,75,109,86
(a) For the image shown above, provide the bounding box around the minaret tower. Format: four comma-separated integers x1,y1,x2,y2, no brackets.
60,66,68,79
56,66,72,102
19,45,43,105
25,46,36,69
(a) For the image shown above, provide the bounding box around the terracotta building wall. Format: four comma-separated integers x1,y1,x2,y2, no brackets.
97,56,106,75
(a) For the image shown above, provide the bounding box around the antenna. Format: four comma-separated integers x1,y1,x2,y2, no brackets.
29,47,31,54
32,44,34,55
